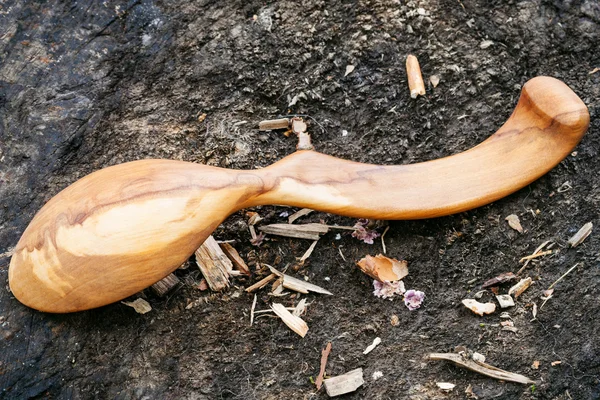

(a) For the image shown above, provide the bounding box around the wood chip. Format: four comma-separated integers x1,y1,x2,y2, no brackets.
258,223,329,240
259,118,290,131
436,382,455,391
406,54,425,98
430,75,440,88
245,273,277,293
496,294,515,308
505,214,523,233
551,360,562,366
482,272,516,288
121,298,152,314
271,302,308,337
299,240,319,263
344,65,355,77
428,353,534,384
195,235,234,291
567,222,592,247
508,277,532,298
151,273,180,297
315,342,332,390
323,368,364,397
219,242,251,276
532,360,540,369
462,299,496,316
267,265,333,295
356,254,408,282
363,337,381,355
292,298,308,316
288,208,314,224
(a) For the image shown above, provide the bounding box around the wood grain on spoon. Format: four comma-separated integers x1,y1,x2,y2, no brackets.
9,77,589,313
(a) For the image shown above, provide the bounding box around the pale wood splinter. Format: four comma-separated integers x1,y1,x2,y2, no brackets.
8,77,590,312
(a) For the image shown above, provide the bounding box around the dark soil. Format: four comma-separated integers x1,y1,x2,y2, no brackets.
1,0,599,399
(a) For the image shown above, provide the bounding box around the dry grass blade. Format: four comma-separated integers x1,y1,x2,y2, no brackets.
428,353,534,384
517,240,551,275
271,303,309,337
250,294,257,326
258,223,329,240
267,265,333,295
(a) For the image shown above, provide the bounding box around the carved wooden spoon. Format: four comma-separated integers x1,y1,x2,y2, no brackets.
9,76,589,313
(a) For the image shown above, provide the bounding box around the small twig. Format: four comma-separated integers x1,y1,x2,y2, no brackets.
245,273,277,292
517,240,550,275
381,226,390,254
316,342,332,390
518,250,553,263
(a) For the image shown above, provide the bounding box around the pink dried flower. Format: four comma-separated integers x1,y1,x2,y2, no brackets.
404,290,425,310
352,219,380,244
250,232,266,247
373,280,406,299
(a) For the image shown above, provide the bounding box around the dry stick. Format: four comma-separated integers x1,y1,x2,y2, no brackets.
519,250,553,263
428,353,534,384
245,273,277,293
517,240,550,275
381,226,390,254
406,54,426,98
316,342,332,390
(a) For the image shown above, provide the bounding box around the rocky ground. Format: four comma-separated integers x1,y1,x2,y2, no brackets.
1,0,599,398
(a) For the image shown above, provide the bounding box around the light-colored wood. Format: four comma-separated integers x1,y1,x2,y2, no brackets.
428,353,534,384
151,273,180,297
258,223,329,240
218,242,251,276
8,77,589,312
323,368,364,397
194,236,234,291
406,54,426,98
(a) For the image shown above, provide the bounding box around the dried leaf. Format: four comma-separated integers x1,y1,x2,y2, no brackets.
357,254,408,282
462,299,496,316
505,214,523,233
121,298,152,314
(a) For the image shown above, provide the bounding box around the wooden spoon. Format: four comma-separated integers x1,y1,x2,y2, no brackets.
9,76,589,313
